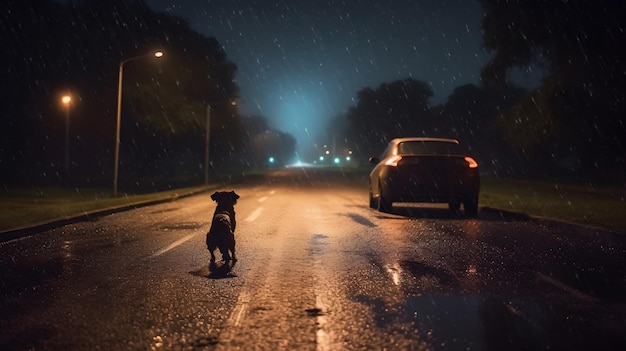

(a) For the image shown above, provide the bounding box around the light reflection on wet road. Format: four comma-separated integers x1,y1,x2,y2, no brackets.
1,168,625,350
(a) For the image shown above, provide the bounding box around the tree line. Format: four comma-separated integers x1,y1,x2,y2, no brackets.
0,0,295,189
2,0,624,188
333,0,625,183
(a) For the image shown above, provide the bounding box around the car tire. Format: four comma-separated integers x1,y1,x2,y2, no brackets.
463,197,478,217
377,181,391,212
369,185,377,209
448,200,461,214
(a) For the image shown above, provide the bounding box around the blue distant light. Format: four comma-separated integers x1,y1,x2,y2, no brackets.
334,157,340,164
269,156,275,163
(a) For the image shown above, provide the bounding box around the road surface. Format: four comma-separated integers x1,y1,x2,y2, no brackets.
1,168,625,350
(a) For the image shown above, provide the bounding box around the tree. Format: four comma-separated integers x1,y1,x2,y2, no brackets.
1,0,242,186
438,83,526,175
344,78,434,158
239,115,297,168
480,0,626,181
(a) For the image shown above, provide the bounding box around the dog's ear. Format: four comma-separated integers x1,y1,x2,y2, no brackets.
230,191,240,200
210,192,220,201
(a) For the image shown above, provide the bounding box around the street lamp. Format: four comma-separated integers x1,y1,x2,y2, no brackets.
62,94,72,172
113,51,163,197
205,100,236,185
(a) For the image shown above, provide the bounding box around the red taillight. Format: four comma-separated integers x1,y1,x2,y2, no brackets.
385,155,403,167
464,157,478,168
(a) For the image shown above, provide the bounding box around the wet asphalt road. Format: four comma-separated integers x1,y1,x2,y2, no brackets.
1,168,625,350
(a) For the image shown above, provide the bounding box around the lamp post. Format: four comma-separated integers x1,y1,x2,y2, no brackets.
205,100,236,185
113,51,163,197
62,94,72,172
205,104,211,185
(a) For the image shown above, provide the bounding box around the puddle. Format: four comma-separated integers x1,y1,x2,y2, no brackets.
158,222,205,231
406,294,545,349
401,260,459,289
310,233,330,255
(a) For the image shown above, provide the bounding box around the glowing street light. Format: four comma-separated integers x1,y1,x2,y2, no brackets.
62,94,72,172
113,51,163,197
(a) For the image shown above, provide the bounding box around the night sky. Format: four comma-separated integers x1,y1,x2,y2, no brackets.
145,0,534,156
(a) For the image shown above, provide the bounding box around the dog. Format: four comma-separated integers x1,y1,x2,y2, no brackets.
206,191,239,263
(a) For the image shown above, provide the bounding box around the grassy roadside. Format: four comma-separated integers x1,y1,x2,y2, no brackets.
0,185,213,232
1,175,625,234
479,177,626,233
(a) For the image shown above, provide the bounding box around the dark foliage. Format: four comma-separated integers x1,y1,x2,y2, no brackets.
342,0,626,183
480,0,626,182
1,0,243,188
238,116,297,169
343,78,434,159
342,79,526,175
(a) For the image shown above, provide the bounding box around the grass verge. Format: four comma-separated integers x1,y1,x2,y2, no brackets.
480,177,626,233
1,175,625,234
0,186,211,232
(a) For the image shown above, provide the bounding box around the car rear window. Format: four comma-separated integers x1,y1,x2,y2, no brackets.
397,141,463,155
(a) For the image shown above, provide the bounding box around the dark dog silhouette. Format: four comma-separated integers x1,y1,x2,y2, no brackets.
206,191,239,262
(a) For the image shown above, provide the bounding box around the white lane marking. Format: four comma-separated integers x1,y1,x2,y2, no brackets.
258,196,267,203
150,234,194,258
220,291,251,343
315,293,331,351
536,273,596,302
385,262,402,286
245,207,263,222
232,291,250,326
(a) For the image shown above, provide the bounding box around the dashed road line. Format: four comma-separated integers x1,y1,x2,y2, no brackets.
245,207,263,222
219,291,251,344
150,234,194,258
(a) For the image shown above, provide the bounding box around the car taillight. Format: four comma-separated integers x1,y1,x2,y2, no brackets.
464,157,478,168
385,155,403,167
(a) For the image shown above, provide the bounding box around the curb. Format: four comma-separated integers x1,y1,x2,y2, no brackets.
481,206,625,236
0,173,269,244
480,206,531,221
0,186,215,244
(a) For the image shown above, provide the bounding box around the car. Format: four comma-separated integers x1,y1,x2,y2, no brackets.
368,137,480,216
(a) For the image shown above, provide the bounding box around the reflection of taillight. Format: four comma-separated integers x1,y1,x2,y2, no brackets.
464,157,478,168
385,155,403,166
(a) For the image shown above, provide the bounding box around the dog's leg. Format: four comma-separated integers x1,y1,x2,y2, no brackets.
208,244,217,263
220,246,231,261
207,231,216,263
210,250,216,263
